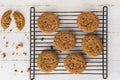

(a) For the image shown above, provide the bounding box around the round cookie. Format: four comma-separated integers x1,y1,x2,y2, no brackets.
37,13,59,33
1,10,12,30
64,53,86,74
77,11,99,32
13,11,25,31
37,50,58,72
54,30,76,51
82,35,103,57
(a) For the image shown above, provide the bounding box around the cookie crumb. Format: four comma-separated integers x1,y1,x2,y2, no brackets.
21,70,23,73
10,29,12,32
16,43,23,49
6,42,8,44
2,53,6,58
6,45,8,47
25,34,27,36
13,64,15,66
12,52,15,55
14,69,18,72
23,52,27,56
27,68,30,72
3,36,5,39
41,37,44,41
50,45,53,49
5,42,8,47
16,52,18,55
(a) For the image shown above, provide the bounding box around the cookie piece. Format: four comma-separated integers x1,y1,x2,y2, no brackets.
37,50,58,72
37,13,59,33
13,11,25,31
1,10,12,30
77,11,99,32
54,30,76,51
82,35,103,57
64,53,86,74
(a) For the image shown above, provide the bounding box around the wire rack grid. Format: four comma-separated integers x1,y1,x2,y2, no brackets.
30,6,108,80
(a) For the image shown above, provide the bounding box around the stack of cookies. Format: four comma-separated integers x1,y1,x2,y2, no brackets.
36,11,103,74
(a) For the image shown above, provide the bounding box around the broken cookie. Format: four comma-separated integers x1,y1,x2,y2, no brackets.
13,11,25,31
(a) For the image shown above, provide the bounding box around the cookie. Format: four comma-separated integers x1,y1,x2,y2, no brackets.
1,10,12,30
82,35,103,57
64,53,86,74
54,30,76,51
13,11,25,31
37,13,59,33
77,11,99,32
37,50,58,72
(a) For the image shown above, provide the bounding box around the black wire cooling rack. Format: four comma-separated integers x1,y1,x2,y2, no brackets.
30,6,108,80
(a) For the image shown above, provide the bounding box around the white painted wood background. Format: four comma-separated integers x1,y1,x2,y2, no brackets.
0,0,120,80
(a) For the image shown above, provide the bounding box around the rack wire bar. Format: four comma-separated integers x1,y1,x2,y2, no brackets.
102,6,108,79
30,6,108,80
30,7,35,80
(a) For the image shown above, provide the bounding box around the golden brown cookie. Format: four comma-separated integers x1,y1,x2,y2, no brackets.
1,10,12,30
37,13,59,33
37,50,58,72
13,11,25,31
82,35,103,57
64,53,86,74
77,11,99,32
54,30,76,51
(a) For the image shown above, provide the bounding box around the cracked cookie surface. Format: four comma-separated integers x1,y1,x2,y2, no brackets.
64,53,86,74
77,12,99,32
13,11,25,31
82,35,103,57
54,30,76,51
37,50,58,72
37,13,59,33
1,10,12,30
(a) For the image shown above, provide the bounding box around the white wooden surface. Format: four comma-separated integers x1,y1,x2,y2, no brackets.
0,0,120,80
